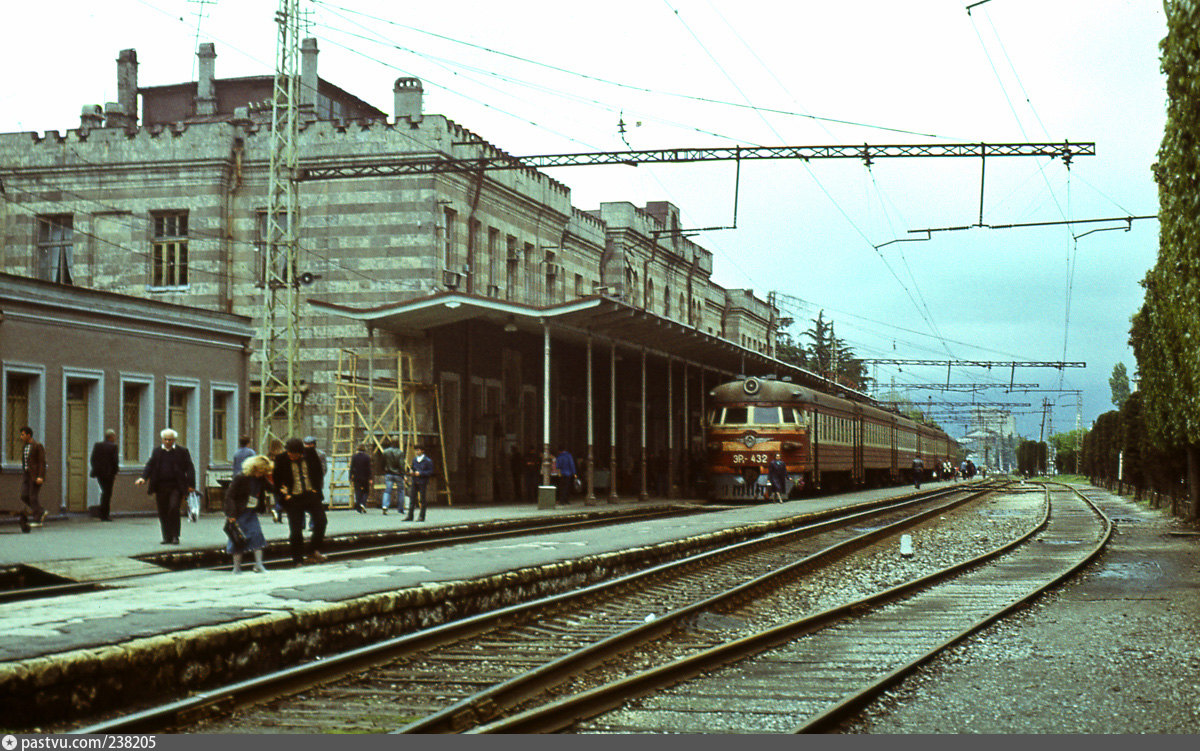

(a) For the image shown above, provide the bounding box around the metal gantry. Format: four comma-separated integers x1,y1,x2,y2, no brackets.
860,359,1085,389
258,0,303,448
894,383,1039,391
297,141,1095,181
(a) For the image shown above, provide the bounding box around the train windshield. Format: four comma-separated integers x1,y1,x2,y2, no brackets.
712,406,785,425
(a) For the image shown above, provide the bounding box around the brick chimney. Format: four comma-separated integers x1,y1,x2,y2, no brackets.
196,43,217,116
300,37,319,112
394,77,423,124
116,49,138,126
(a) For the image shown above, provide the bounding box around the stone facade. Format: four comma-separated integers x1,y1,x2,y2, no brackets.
0,41,780,502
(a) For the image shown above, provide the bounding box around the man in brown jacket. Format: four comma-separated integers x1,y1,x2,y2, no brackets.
18,426,47,534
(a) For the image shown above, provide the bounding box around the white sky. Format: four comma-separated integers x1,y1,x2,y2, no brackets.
0,0,1167,442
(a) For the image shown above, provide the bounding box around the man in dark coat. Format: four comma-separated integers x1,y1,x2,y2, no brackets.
89,428,120,521
767,457,789,503
134,428,196,544
273,437,327,564
18,426,47,533
349,443,373,514
404,444,434,522
554,447,576,506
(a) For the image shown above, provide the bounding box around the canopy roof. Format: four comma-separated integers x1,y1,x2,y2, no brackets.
308,291,869,400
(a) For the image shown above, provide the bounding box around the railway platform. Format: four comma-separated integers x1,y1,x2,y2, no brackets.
0,480,969,728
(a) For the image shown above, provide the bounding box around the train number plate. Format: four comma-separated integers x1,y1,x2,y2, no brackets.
733,453,770,465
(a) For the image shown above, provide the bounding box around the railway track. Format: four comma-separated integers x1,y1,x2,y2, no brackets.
0,506,701,605
481,481,1110,733
71,481,1005,733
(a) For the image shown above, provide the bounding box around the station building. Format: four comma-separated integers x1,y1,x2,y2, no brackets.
0,41,832,505
0,273,252,517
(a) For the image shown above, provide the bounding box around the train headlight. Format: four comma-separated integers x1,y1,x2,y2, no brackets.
781,441,799,451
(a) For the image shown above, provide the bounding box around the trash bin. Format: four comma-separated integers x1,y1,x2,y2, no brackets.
537,485,557,509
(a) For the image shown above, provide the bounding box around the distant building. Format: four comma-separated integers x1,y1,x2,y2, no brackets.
0,273,252,516
0,41,811,503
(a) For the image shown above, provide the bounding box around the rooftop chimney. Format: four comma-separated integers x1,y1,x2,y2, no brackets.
116,49,138,126
300,38,319,112
80,105,104,130
104,102,133,129
196,43,217,116
394,77,423,124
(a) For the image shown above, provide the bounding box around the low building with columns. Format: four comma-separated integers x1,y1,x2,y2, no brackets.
0,39,831,504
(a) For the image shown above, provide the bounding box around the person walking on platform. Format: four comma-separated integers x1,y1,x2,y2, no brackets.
230,435,258,508
767,457,789,503
266,438,285,523
912,457,924,489
380,437,406,515
17,427,47,534
405,444,434,522
224,455,271,573
554,446,576,506
89,429,119,521
273,437,327,564
135,428,196,545
349,443,372,514
524,448,541,503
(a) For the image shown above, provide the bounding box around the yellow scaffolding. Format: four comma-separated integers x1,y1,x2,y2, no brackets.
328,349,451,508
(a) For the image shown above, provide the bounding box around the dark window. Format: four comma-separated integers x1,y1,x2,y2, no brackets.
37,215,73,284
151,211,188,288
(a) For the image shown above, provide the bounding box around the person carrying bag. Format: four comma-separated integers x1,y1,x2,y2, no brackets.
224,455,272,573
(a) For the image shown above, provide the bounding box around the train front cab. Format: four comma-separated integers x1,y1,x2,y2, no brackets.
706,400,810,501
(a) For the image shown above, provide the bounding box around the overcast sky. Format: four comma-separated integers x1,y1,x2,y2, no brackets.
0,0,1167,442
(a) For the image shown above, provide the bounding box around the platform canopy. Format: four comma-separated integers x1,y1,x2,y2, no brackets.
308,291,867,399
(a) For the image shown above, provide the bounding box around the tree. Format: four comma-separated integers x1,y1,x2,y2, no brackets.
776,310,870,392
1109,363,1131,409
774,330,809,371
1131,4,1200,518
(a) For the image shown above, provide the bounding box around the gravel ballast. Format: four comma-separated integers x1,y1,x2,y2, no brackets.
839,485,1200,734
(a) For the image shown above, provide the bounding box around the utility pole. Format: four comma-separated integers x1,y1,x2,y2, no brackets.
259,0,302,448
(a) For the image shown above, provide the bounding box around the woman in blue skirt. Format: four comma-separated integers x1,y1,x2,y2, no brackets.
224,455,272,573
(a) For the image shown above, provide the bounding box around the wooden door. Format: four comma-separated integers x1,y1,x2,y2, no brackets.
66,385,89,512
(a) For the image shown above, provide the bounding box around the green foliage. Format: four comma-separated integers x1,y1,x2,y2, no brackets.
775,310,870,391
1016,439,1047,475
1109,363,1131,409
1141,4,1200,449
1049,428,1083,473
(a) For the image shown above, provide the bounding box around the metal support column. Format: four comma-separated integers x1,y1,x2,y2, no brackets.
542,324,552,486
586,335,596,504
682,361,689,497
639,347,649,501
667,357,675,498
609,343,619,504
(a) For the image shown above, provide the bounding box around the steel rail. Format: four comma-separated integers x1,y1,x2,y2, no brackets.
472,481,1106,733
69,484,975,734
790,481,1112,733
398,483,1002,733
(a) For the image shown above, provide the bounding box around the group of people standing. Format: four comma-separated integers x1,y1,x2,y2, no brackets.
14,425,437,574
361,437,433,520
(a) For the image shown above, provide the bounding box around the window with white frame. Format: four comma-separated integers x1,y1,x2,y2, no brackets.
121,379,152,463
4,368,42,464
210,385,239,466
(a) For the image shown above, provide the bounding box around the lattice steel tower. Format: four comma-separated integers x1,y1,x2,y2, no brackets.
258,0,303,447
